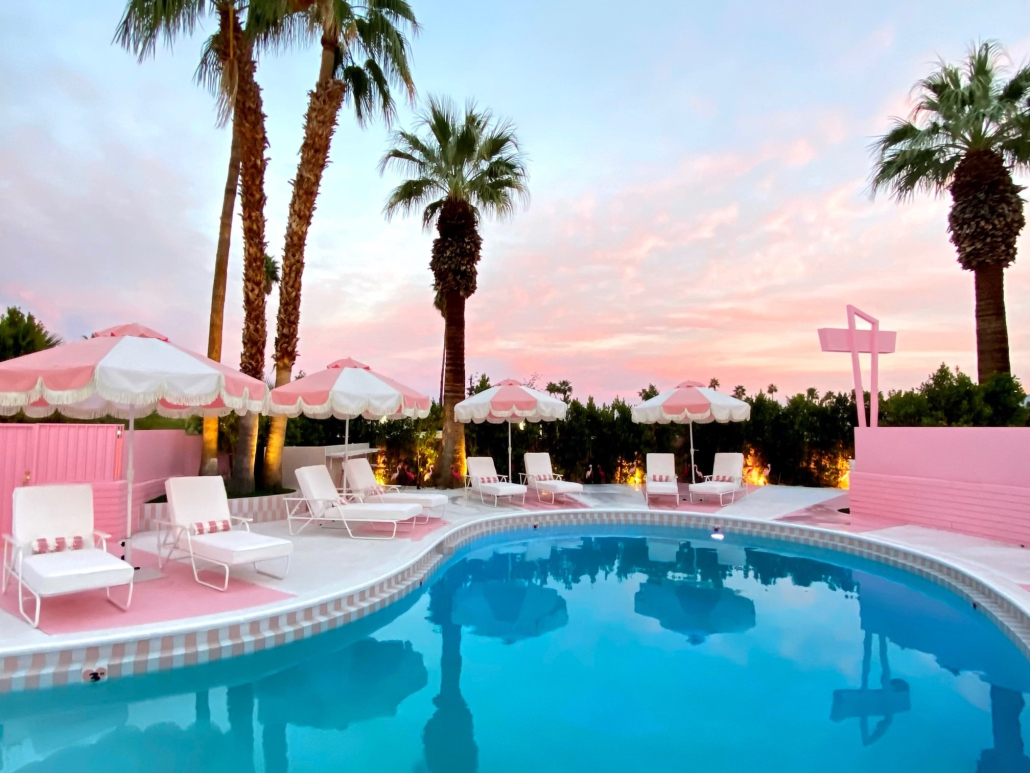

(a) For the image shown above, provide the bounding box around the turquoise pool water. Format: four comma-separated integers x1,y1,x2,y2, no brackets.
2,528,1030,772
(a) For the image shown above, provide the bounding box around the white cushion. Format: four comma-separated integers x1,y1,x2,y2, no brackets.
373,492,448,510
690,481,738,495
326,503,421,523
645,453,676,480
536,479,583,495
479,482,528,497
165,476,232,527
21,549,132,597
189,531,293,566
646,481,679,495
13,484,95,546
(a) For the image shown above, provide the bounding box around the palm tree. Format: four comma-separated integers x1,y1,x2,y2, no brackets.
766,384,778,397
732,385,747,400
380,98,529,487
708,378,720,390
116,0,280,487
262,0,418,489
264,254,281,295
871,41,1030,382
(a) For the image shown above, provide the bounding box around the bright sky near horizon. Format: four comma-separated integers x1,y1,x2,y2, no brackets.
1,1,1028,403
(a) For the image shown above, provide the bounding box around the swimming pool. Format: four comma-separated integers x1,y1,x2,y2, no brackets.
2,528,1028,772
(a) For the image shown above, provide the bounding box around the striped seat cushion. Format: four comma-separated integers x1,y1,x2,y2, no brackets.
477,476,499,484
650,474,671,482
191,519,232,535
712,475,734,482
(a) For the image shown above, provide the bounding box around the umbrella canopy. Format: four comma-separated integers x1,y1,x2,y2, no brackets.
631,381,750,425
0,324,267,419
631,381,750,483
0,324,269,561
454,379,567,424
452,580,568,644
267,358,431,420
634,581,756,642
454,380,568,480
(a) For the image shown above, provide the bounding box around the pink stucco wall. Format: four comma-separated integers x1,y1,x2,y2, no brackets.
850,427,1030,545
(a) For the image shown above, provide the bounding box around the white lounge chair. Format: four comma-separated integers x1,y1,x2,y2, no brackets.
2,484,133,627
644,453,680,507
286,465,420,539
689,452,747,505
465,457,528,506
157,477,293,591
523,453,583,503
343,458,447,523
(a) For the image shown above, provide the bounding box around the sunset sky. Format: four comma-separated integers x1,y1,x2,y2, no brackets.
1,1,1028,403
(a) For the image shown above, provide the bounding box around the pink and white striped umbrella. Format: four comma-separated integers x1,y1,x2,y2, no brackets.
631,381,750,483
267,358,431,420
0,323,270,557
454,379,569,479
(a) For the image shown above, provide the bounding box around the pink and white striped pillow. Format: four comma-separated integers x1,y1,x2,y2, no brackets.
191,519,232,535
478,476,498,484
33,535,87,555
651,474,671,483
537,473,553,481
366,484,386,495
713,475,733,482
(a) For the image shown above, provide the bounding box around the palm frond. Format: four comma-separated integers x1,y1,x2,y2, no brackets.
114,0,211,61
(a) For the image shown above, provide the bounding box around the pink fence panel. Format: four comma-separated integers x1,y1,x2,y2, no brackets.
124,430,202,483
33,424,120,484
0,426,37,536
851,427,1030,546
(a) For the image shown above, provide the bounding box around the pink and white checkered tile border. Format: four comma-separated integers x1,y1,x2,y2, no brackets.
140,493,290,533
3,507,1030,693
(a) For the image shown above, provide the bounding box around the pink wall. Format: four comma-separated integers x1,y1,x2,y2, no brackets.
121,429,202,484
850,427,1030,546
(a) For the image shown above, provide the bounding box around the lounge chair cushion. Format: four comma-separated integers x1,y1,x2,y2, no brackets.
646,482,679,496
326,502,421,523
189,531,293,567
478,481,528,497
536,479,583,495
21,549,133,597
690,481,738,495
372,492,448,510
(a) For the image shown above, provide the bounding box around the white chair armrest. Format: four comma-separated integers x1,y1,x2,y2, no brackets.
2,534,20,546
230,515,252,531
94,530,112,540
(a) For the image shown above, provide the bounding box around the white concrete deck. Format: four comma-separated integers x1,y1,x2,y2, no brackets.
2,483,1030,686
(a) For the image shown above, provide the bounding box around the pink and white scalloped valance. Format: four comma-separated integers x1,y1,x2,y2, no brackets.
454,379,569,424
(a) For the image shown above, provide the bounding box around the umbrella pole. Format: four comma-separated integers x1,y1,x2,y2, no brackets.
689,421,696,484
124,407,136,565
508,421,513,481
342,417,350,495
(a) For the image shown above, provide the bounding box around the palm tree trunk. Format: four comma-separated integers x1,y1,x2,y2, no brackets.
229,23,270,496
262,46,347,490
974,262,1011,382
434,290,466,488
201,126,241,476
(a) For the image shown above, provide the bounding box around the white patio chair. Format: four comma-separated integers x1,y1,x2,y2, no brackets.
644,453,680,507
285,465,420,539
343,458,447,523
689,452,747,505
522,453,583,503
465,457,528,506
2,484,133,627
157,477,293,591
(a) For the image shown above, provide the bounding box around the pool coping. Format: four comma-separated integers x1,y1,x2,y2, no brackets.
2,506,1029,692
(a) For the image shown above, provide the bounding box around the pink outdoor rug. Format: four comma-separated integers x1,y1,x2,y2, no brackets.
0,549,294,636
777,493,906,533
349,518,451,542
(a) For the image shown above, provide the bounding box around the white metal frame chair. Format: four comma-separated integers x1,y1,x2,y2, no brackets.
284,465,420,539
464,457,528,507
343,458,447,524
156,476,293,592
688,452,747,505
521,453,583,503
2,484,133,627
644,453,680,507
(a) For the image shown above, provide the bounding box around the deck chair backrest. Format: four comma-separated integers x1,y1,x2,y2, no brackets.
466,457,499,481
12,484,95,545
524,453,554,478
712,453,745,482
165,476,231,527
646,453,676,479
343,458,379,492
296,465,341,512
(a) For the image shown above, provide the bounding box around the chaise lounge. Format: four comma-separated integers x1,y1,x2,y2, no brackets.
465,457,528,506
644,453,680,507
689,452,747,505
344,458,448,523
523,452,583,503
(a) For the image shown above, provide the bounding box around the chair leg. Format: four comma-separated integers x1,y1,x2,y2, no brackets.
17,577,41,628
190,553,230,591
106,580,134,611
255,554,291,580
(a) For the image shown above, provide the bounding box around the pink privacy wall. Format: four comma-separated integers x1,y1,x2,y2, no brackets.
0,426,201,539
850,427,1030,545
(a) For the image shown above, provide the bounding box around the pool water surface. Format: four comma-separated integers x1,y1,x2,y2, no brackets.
2,529,1029,772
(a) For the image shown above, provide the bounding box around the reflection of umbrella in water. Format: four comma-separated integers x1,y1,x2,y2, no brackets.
256,637,428,730
634,581,755,643
452,581,568,644
831,631,910,746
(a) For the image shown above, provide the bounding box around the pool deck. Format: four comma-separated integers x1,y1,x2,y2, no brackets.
3,483,1030,691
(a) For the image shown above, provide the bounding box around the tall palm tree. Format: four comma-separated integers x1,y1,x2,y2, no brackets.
117,0,277,493
871,41,1030,382
262,0,418,489
380,98,529,487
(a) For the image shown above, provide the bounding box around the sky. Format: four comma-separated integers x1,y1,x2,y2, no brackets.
1,1,1029,403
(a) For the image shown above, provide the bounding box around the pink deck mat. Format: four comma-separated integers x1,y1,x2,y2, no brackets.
0,549,294,636
777,493,907,533
349,518,451,541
